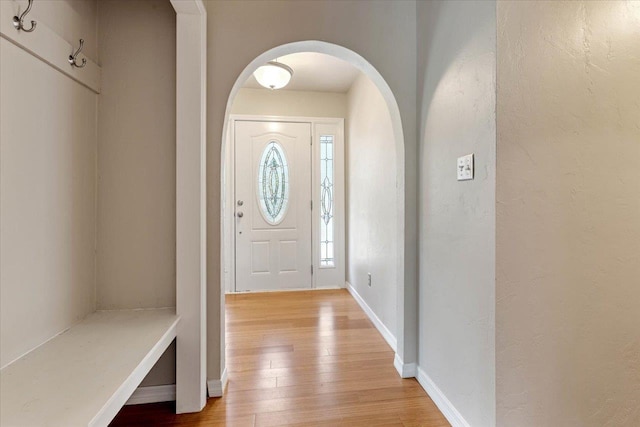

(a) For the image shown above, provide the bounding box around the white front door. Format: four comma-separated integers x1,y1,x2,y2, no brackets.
234,121,312,291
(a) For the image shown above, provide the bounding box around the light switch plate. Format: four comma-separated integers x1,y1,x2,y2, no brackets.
457,154,474,181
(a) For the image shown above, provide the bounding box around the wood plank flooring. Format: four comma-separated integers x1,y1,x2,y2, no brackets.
110,289,449,426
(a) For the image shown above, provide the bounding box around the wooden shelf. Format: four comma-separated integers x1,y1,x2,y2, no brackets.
0,309,179,427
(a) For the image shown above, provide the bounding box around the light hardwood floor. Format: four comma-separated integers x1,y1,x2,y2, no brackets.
111,289,449,426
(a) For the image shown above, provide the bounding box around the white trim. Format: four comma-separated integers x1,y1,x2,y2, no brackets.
126,385,176,406
393,353,416,379
207,368,228,397
170,0,206,15
225,286,343,295
0,1,101,93
223,119,236,293
172,0,207,414
313,121,346,289
346,281,397,351
416,366,471,427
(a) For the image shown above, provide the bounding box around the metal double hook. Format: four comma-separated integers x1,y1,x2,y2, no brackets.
69,39,87,68
13,0,37,32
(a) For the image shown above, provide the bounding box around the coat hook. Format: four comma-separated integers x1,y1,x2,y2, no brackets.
13,0,37,32
69,39,87,68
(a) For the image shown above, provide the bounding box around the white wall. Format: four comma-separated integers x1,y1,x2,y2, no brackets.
204,0,418,382
496,1,640,426
231,88,347,118
346,73,398,341
96,0,176,386
0,1,98,368
417,1,496,425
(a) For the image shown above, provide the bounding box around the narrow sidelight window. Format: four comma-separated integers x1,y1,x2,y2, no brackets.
320,135,334,267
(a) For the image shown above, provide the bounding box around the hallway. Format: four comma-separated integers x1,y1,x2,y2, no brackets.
111,290,449,426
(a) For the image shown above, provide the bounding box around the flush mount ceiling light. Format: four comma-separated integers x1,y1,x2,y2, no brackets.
253,61,294,90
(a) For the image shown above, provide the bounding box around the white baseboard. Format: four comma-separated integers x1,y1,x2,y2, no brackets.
393,353,416,378
125,384,176,405
315,284,346,290
416,366,471,427
207,368,228,397
227,286,342,295
346,281,397,351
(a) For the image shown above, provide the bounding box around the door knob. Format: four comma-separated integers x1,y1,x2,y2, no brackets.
237,211,244,218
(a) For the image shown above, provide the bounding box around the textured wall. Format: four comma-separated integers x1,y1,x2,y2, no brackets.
346,73,398,340
417,1,497,425
496,1,640,425
0,2,98,367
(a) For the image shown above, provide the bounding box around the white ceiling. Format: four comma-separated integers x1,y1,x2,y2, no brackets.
243,52,361,93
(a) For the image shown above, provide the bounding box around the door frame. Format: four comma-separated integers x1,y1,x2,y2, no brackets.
225,115,345,293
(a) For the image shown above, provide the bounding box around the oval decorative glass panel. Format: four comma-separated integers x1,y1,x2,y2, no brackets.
257,141,289,224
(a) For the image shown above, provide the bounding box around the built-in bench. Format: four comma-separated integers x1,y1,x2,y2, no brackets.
0,309,179,427
1,1,206,423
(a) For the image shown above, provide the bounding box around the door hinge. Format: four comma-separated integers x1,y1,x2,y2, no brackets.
311,200,313,210
311,265,314,275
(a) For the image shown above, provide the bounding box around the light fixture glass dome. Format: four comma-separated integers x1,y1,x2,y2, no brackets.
253,61,293,90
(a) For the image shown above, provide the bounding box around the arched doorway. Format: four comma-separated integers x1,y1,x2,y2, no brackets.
217,41,413,390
